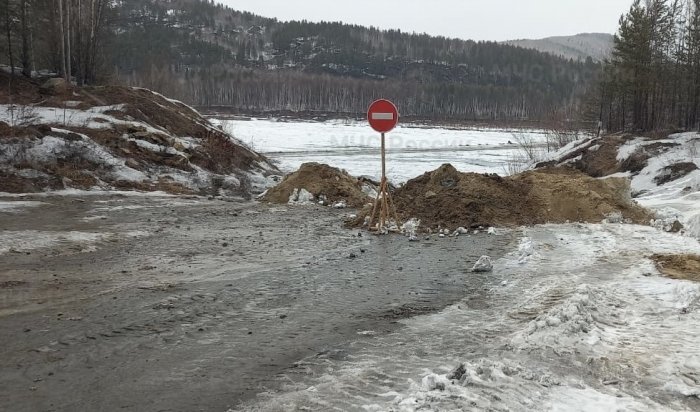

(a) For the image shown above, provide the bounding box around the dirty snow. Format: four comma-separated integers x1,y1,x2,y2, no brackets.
471,255,493,272
617,133,700,238
0,104,168,136
0,200,44,213
287,188,315,205
0,229,149,255
1,103,276,196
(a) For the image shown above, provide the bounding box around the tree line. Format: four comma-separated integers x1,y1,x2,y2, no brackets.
126,64,589,122
596,0,700,132
1,0,602,124
106,0,598,122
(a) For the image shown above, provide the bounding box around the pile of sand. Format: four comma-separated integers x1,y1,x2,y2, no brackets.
388,164,651,230
651,254,700,282
262,163,372,208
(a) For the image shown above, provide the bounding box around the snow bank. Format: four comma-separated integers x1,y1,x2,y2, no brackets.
622,133,700,238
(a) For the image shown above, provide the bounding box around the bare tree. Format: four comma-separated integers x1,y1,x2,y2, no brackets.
19,0,32,77
58,0,67,80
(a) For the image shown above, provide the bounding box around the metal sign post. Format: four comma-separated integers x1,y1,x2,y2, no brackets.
367,99,399,233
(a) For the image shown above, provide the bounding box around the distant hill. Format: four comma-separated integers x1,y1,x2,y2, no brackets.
504,33,614,62
100,0,601,122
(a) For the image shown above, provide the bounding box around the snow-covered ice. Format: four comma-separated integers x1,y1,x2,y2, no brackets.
219,118,548,182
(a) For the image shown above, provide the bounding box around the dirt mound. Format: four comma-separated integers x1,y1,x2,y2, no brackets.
386,164,650,230
262,163,372,208
578,135,631,177
513,167,650,224
0,73,278,196
393,165,535,228
651,254,700,282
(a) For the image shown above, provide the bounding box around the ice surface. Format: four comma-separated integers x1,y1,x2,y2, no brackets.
220,118,548,182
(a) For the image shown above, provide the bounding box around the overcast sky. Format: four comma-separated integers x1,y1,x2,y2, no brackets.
220,0,632,41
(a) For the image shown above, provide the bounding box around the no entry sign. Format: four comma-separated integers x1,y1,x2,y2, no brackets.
366,99,399,233
367,99,399,133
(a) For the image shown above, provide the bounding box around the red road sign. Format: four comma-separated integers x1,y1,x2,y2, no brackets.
367,99,399,133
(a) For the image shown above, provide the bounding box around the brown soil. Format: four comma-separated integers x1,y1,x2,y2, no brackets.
651,254,700,282
364,164,650,230
579,135,632,177
0,72,45,104
262,163,372,208
550,134,683,179
0,170,62,193
392,165,535,228
512,167,650,224
112,179,195,195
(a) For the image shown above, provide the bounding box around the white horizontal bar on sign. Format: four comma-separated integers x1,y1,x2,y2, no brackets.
372,113,394,120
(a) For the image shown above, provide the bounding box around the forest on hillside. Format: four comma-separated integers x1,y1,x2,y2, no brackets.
0,0,601,123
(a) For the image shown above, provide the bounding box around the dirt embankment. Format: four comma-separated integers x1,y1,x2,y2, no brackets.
264,162,651,230
388,164,650,230
0,72,277,196
262,163,373,208
651,254,700,282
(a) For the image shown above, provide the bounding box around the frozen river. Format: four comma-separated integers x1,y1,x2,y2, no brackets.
218,118,548,181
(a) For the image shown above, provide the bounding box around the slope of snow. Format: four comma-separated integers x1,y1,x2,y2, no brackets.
1,99,277,196
618,133,700,238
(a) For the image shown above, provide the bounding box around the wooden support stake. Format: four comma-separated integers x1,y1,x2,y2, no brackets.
368,132,398,233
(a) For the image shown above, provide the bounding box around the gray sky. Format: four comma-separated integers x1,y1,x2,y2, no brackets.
220,0,632,41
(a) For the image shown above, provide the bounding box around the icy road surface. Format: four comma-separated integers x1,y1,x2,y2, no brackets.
218,118,548,182
238,224,700,412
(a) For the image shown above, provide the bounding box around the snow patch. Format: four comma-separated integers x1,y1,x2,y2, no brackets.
287,188,315,205
0,200,44,213
471,256,493,272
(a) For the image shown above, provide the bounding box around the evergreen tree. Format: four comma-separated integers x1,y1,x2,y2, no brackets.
598,0,700,132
